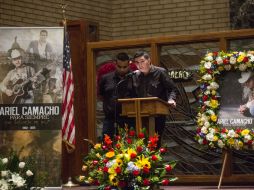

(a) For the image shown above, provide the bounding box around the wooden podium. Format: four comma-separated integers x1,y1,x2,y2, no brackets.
118,97,170,136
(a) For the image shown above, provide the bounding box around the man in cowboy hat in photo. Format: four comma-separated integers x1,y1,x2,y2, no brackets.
238,71,254,117
0,48,36,104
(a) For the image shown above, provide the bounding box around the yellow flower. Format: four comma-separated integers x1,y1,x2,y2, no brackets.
115,158,123,166
210,114,217,122
106,151,115,158
96,153,101,158
241,129,250,136
108,166,117,175
209,99,219,109
79,175,85,181
94,143,101,149
109,174,118,186
238,141,243,148
136,155,151,169
213,136,218,141
211,90,216,95
127,148,137,157
228,138,234,145
218,66,224,71
237,55,245,63
81,165,87,172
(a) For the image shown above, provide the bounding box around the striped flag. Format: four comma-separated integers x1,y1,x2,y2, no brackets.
62,26,75,151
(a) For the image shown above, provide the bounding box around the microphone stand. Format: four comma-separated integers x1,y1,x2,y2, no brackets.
114,77,128,137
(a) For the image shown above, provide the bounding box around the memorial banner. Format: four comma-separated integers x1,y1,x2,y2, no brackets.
0,27,64,186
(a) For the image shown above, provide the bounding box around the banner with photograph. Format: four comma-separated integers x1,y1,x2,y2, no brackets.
0,27,63,186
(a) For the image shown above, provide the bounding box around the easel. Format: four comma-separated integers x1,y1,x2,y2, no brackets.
118,97,170,136
218,149,232,189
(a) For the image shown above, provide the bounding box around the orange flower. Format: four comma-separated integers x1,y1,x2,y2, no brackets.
104,134,112,145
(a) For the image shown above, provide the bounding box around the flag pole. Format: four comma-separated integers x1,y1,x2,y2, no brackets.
60,0,75,153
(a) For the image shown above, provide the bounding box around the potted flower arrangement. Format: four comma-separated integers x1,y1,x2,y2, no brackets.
0,151,35,190
78,128,177,190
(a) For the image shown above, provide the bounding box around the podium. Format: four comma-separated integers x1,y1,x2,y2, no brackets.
118,97,170,136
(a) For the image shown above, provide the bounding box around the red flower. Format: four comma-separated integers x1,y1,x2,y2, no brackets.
207,69,213,74
161,179,170,186
221,128,227,133
103,166,108,172
143,179,150,186
138,133,145,138
127,138,132,144
104,186,111,190
103,159,108,163
129,130,135,137
136,146,143,153
118,181,127,188
203,139,208,144
223,59,229,65
116,143,121,149
243,57,248,63
165,165,172,172
213,52,218,56
115,135,121,141
133,170,139,176
247,140,253,145
130,153,137,159
143,167,150,174
115,167,121,174
160,147,167,154
202,95,208,101
236,128,242,134
93,160,98,165
104,134,112,145
151,155,158,161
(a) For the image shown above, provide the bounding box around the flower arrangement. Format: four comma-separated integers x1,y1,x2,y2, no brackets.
78,128,177,190
0,151,35,190
196,50,254,150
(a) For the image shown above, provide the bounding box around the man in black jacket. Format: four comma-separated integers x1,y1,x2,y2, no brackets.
98,52,135,140
133,51,178,146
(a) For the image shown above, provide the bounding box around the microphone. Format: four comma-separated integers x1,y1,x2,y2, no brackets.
125,70,139,78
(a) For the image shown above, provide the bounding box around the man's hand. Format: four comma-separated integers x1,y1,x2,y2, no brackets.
5,89,13,96
238,105,248,114
168,99,176,107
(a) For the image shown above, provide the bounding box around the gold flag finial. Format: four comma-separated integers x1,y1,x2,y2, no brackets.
60,0,68,26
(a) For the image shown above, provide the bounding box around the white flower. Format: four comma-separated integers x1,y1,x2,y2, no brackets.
1,171,8,177
224,64,231,71
249,55,254,62
239,64,247,71
204,100,210,106
244,134,251,142
221,133,227,139
218,140,225,148
227,129,236,138
229,56,236,64
206,109,215,115
209,128,215,134
26,170,33,176
204,61,212,69
0,179,9,190
216,57,223,65
19,162,25,169
198,138,204,144
205,55,214,61
209,82,219,90
2,158,8,164
204,121,210,128
202,74,212,80
206,133,214,141
10,173,26,187
201,126,208,134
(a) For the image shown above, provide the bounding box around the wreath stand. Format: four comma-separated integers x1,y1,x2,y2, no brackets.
218,149,232,189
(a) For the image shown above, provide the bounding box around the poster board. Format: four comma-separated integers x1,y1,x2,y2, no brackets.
0,27,63,186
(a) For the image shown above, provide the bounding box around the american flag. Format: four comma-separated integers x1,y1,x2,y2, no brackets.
62,27,75,149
